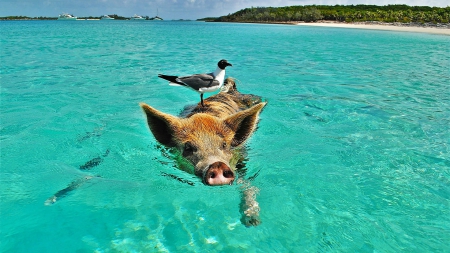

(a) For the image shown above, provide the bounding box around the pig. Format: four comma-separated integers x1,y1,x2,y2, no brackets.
140,78,266,226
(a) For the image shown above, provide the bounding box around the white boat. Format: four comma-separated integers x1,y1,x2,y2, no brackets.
101,15,114,20
58,13,77,20
130,14,146,20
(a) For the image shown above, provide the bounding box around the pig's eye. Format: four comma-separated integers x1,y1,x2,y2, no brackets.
221,142,227,149
183,142,196,156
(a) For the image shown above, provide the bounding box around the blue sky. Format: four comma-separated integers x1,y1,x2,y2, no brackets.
1,0,448,19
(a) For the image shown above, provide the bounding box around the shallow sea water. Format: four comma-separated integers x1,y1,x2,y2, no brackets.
1,21,449,252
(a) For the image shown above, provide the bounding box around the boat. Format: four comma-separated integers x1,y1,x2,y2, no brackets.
149,9,163,20
130,14,146,20
58,13,77,20
101,15,114,20
149,16,163,21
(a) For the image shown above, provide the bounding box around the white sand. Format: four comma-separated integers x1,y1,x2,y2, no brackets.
296,22,450,35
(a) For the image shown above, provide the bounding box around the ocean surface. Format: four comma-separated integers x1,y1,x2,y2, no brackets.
1,20,449,252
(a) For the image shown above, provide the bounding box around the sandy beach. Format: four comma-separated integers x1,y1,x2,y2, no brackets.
296,22,450,35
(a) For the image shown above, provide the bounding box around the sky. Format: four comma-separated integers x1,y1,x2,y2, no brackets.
1,0,448,19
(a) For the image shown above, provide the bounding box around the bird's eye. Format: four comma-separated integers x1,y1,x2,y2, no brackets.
183,142,196,156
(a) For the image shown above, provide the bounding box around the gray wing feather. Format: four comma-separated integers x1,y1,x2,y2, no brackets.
179,74,220,90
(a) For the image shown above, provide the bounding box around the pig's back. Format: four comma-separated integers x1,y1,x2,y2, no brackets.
180,78,262,119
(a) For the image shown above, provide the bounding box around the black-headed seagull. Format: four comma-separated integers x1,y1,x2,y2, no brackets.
158,59,232,106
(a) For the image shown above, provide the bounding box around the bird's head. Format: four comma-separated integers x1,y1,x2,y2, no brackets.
218,59,232,70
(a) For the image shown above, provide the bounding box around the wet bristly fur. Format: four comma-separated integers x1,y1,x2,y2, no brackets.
140,77,266,226
180,77,264,118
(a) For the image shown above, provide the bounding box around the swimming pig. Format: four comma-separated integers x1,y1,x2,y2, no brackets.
140,78,266,186
140,78,266,226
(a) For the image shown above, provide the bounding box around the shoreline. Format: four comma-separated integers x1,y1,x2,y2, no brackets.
208,20,450,35
295,21,450,35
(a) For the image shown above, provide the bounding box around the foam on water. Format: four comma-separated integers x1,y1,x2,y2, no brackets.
1,20,449,252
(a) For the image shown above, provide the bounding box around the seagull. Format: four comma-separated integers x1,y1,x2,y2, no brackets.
158,59,232,106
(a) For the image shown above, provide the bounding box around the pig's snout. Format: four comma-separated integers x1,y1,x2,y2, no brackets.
204,162,235,186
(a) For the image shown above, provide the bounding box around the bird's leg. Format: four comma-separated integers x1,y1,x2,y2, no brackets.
201,94,204,107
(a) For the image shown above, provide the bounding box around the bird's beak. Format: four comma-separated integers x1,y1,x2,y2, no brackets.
227,63,232,67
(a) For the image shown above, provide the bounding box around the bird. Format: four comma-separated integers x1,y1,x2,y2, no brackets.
158,59,232,107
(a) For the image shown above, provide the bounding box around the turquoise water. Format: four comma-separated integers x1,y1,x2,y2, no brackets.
1,20,449,252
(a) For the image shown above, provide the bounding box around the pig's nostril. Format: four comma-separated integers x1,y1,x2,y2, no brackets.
210,172,216,178
223,170,234,178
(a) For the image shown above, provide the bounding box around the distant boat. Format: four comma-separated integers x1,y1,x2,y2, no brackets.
130,14,145,20
58,13,77,20
149,9,163,20
101,15,114,20
149,16,163,21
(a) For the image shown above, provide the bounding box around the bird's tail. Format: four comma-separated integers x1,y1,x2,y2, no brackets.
158,74,186,86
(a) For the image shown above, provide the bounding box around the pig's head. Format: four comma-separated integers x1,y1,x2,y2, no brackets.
140,102,266,186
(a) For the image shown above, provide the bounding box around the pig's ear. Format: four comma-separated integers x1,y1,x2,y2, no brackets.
225,102,267,147
140,103,179,147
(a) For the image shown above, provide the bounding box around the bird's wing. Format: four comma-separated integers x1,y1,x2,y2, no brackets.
178,74,220,90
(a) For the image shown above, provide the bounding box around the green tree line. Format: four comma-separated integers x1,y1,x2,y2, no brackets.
1,14,132,20
0,16,57,20
215,5,450,23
